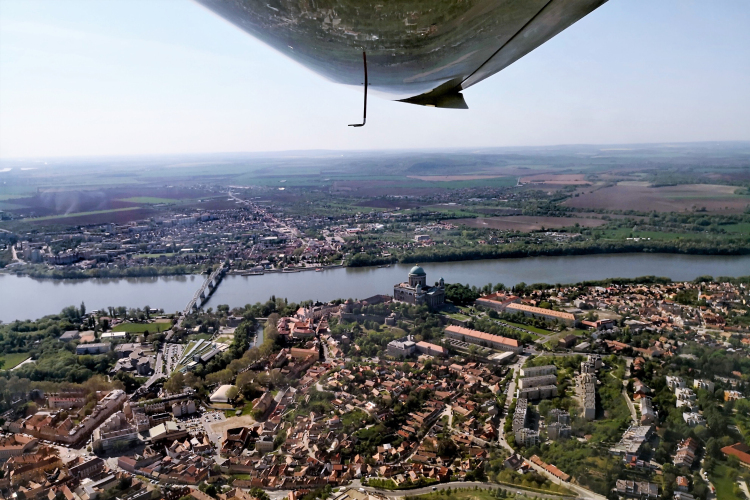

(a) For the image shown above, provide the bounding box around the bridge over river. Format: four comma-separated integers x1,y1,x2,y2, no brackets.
138,263,229,393
184,263,228,315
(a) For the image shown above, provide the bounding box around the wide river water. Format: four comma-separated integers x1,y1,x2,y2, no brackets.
1,253,749,323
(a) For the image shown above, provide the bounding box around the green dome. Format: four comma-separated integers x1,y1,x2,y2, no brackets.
409,265,426,276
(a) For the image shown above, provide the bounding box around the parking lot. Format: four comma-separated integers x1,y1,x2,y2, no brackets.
203,413,258,448
199,411,227,445
164,343,185,374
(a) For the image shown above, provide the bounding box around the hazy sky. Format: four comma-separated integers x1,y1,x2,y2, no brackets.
1,0,749,158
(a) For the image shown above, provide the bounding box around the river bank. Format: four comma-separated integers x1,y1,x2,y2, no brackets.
3,263,208,280
347,238,750,267
4,239,750,280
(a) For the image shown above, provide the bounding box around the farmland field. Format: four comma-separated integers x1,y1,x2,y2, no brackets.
118,197,177,204
23,208,155,227
454,216,607,231
330,175,516,196
520,173,591,185
597,228,711,240
564,183,750,213
355,198,422,209
112,322,172,333
408,174,509,181
24,207,142,222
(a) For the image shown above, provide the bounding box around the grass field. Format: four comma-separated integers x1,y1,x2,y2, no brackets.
501,320,550,336
710,464,739,500
710,464,740,500
112,322,171,333
445,312,471,322
0,352,31,370
188,333,213,341
568,329,589,337
722,222,750,234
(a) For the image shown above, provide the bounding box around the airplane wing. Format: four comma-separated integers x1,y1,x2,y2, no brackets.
196,0,608,108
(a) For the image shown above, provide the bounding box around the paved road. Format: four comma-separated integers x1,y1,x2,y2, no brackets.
739,480,750,499
620,358,637,425
11,244,23,263
699,453,717,500
143,349,164,389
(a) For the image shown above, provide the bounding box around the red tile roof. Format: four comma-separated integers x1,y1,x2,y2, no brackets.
722,443,750,465
445,325,519,347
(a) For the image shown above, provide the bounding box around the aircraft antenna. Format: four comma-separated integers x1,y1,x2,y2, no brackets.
349,51,367,127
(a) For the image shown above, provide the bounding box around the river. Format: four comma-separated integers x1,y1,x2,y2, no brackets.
1,253,748,323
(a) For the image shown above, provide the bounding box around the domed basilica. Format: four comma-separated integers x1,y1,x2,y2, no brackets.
393,265,445,310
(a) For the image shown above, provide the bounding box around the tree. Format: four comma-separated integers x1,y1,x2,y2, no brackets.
467,344,480,361
117,476,132,490
445,283,480,306
437,438,459,459
206,368,234,386
250,488,270,500
114,372,141,393
164,372,185,394
80,301,86,317
225,386,239,401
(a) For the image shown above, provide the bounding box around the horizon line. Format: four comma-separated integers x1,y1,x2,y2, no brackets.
1,139,749,164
